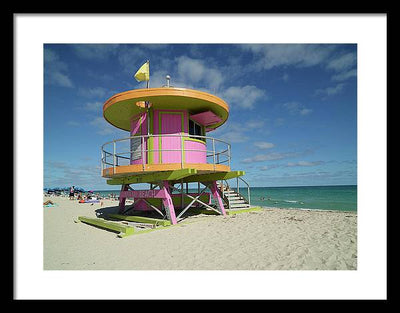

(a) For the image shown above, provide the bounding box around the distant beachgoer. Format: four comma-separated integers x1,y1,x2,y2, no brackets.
69,186,75,200
43,200,54,205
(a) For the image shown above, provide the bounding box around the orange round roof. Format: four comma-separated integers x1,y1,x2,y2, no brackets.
103,87,229,131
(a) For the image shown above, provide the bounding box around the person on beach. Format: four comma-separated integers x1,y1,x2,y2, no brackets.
69,186,75,200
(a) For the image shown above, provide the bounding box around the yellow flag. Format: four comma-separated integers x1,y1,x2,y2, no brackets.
134,61,149,82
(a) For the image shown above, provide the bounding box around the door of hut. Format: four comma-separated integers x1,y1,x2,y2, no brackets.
160,113,183,164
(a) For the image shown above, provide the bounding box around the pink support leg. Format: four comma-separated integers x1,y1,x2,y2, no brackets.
210,181,227,216
118,184,129,213
161,181,177,225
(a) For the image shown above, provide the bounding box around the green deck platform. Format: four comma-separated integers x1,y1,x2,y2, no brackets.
77,216,135,238
106,169,245,186
106,168,197,185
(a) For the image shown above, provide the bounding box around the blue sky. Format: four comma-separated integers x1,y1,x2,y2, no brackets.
44,43,357,190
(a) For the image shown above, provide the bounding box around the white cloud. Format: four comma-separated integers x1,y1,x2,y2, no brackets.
89,117,119,135
72,44,119,60
78,87,108,98
84,101,103,111
49,71,73,88
326,52,356,72
78,87,119,100
220,85,266,109
327,52,357,82
241,44,356,83
66,120,80,127
220,131,249,143
282,102,312,116
177,56,205,83
175,56,224,90
45,160,102,189
212,121,249,143
242,44,335,70
314,83,345,98
117,46,148,73
299,108,312,115
287,161,323,167
274,118,285,126
245,120,265,129
254,142,274,149
241,148,313,164
242,152,299,163
332,69,357,81
258,164,282,171
44,48,73,87
172,57,265,109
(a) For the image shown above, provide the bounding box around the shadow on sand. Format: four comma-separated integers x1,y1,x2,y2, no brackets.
95,205,169,221
94,203,214,222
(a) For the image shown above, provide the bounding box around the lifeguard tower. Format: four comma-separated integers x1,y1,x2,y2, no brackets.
100,65,250,226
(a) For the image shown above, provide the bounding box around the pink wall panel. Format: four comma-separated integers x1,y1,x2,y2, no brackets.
130,109,209,165
184,140,207,163
153,109,189,164
161,113,182,163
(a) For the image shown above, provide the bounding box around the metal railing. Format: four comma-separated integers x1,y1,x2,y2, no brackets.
237,176,251,206
101,134,231,174
219,177,251,207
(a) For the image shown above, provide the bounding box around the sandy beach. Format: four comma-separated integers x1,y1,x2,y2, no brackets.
43,195,357,270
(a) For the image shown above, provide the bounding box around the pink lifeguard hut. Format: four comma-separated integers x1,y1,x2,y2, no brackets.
100,68,250,225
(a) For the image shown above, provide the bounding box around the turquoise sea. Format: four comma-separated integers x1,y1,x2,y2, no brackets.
93,185,357,212
247,185,357,212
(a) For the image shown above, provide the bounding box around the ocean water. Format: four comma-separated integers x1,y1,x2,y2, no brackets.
246,185,357,212
93,185,357,212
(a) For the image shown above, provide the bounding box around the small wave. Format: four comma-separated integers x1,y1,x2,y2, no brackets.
284,200,305,204
262,198,304,205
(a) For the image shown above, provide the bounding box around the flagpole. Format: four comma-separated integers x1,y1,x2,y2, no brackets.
146,60,150,89
145,60,150,139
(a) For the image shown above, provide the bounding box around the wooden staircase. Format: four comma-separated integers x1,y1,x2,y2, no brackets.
216,181,250,211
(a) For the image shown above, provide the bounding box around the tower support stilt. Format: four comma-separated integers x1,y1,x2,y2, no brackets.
118,184,129,213
209,181,227,216
161,180,177,225
116,178,229,225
